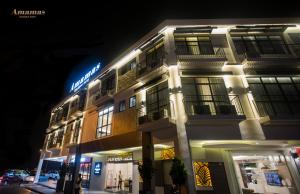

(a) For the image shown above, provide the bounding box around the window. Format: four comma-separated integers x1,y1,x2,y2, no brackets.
247,77,300,117
119,60,136,75
146,41,164,68
181,77,243,116
175,36,215,55
232,35,289,56
129,96,136,108
146,82,169,120
97,106,113,138
72,120,81,144
101,74,115,95
119,100,126,112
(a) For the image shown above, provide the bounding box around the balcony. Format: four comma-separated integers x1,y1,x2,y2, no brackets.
136,56,167,83
252,95,300,120
47,142,62,150
117,68,137,91
176,46,227,61
184,94,245,119
137,102,176,132
90,89,115,107
69,103,84,119
237,44,300,65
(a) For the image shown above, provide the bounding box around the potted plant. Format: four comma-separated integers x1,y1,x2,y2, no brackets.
138,158,154,194
169,157,187,194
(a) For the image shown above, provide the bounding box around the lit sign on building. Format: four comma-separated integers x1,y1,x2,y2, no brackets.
193,161,213,191
94,162,102,175
107,153,133,162
70,63,101,93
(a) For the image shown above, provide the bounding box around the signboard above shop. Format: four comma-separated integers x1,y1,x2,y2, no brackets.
107,153,133,163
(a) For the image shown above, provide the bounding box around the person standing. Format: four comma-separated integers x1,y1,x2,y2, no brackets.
74,173,82,194
117,171,123,191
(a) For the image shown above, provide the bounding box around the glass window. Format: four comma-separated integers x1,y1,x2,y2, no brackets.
119,100,126,112
232,35,289,56
146,82,169,120
97,105,113,138
182,77,235,116
198,36,214,55
247,77,300,117
129,96,136,108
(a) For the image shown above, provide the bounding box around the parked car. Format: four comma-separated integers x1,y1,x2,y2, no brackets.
1,169,30,185
45,170,60,180
24,170,37,183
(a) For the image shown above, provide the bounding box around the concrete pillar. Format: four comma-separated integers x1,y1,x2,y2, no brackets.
222,65,265,140
34,152,45,183
72,145,81,194
142,131,155,193
163,28,196,194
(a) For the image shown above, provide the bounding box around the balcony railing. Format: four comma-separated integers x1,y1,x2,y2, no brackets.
236,44,300,61
136,56,165,77
137,102,174,125
183,94,244,116
252,95,300,117
93,89,115,100
47,142,61,149
175,46,227,59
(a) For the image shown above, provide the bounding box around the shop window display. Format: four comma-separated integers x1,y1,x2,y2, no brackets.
233,153,298,194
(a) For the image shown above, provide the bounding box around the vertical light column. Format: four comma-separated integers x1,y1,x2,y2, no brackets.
34,152,45,183
222,65,265,140
163,28,196,194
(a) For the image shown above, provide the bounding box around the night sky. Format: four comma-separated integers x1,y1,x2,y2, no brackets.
0,1,299,172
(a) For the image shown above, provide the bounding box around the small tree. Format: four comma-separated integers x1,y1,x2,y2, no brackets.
169,157,187,194
138,158,154,193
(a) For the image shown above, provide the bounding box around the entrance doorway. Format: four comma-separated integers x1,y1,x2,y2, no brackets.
105,162,133,192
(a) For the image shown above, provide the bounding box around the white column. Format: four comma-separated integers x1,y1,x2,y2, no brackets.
163,28,196,194
34,152,45,183
222,65,265,140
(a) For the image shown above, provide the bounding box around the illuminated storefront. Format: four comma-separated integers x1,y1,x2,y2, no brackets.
232,152,298,194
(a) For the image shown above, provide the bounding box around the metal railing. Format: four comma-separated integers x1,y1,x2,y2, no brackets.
175,46,227,58
236,44,300,61
136,56,165,77
251,95,300,117
93,89,115,101
137,102,171,125
183,94,244,116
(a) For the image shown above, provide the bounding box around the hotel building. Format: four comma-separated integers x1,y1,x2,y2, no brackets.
35,18,300,194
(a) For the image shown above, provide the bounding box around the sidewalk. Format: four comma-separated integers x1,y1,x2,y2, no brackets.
21,183,62,194
22,183,119,194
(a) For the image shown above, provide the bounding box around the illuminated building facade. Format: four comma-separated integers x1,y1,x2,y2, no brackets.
36,18,300,194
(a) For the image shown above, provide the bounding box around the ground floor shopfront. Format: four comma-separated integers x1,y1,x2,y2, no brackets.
35,140,300,194
80,143,174,194
190,140,300,194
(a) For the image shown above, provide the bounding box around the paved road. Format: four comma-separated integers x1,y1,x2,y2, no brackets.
0,185,38,194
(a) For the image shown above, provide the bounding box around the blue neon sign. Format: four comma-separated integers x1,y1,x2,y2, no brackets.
69,63,101,93
94,162,102,175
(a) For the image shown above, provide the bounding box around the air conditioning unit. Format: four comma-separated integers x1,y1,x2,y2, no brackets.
217,105,236,115
193,105,211,115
